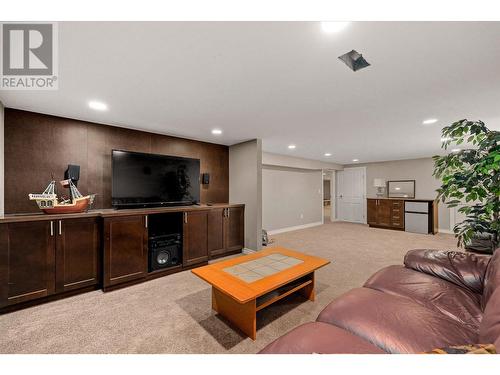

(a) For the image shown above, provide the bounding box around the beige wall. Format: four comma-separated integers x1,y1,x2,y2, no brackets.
262,166,323,232
0,102,3,217
262,152,343,170
229,139,262,250
344,157,449,231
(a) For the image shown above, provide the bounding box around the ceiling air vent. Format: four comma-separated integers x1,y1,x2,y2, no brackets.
338,50,370,72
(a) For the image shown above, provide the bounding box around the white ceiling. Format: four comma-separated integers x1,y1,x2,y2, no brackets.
1,21,500,164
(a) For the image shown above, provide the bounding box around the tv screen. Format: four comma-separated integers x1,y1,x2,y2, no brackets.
112,150,200,208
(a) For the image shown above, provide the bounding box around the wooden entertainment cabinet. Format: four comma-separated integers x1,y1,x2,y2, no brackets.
0,204,244,311
367,198,437,234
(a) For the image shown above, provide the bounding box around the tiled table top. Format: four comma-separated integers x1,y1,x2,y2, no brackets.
223,253,304,283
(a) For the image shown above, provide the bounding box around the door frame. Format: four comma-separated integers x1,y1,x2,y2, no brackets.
335,166,367,224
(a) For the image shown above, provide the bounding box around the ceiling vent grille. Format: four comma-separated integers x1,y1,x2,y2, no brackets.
338,50,370,72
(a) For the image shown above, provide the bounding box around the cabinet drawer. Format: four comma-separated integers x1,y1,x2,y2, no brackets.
405,201,429,213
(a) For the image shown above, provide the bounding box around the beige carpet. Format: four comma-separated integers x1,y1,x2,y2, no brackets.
0,222,458,354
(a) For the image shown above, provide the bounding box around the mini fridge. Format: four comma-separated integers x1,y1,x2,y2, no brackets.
404,201,430,234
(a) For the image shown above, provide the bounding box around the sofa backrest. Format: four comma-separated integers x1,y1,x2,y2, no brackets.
482,249,500,309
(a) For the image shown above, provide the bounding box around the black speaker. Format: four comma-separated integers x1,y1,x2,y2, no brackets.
64,164,80,186
202,173,210,185
149,234,182,271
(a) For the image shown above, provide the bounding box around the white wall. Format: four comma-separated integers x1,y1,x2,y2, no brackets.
344,157,450,231
229,139,262,250
262,166,323,233
0,101,4,217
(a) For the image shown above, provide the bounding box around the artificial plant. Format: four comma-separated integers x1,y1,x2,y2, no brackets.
433,119,500,249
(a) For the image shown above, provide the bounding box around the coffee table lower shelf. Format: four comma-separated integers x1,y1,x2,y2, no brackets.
211,273,315,340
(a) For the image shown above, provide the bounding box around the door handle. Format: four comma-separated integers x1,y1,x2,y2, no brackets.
227,208,230,218
184,212,188,224
58,220,62,236
50,221,54,236
145,215,148,228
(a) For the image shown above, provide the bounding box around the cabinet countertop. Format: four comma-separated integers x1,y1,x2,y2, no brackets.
366,197,437,202
0,203,245,224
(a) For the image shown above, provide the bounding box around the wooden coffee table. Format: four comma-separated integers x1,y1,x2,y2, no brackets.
191,247,330,340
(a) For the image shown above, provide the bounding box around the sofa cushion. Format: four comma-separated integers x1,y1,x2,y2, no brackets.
404,249,490,295
479,288,500,349
259,322,385,354
364,265,482,330
482,250,500,309
316,288,478,353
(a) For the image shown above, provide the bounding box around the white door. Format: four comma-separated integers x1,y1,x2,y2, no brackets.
336,167,366,223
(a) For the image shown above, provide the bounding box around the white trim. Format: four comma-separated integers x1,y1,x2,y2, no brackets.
268,221,323,235
438,229,455,235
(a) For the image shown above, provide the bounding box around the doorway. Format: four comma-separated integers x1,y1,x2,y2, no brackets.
335,167,366,223
322,170,335,222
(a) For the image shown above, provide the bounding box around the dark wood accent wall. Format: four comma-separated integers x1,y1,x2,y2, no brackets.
4,109,229,214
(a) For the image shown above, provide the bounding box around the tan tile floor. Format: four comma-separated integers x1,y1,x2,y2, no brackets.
223,253,304,283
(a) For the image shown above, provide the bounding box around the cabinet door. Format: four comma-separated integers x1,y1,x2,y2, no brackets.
0,221,55,307
224,207,244,251
207,208,225,257
183,211,208,267
376,200,393,227
56,218,100,293
367,199,378,225
103,215,147,288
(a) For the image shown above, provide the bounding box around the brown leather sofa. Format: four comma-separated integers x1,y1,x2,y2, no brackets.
260,249,500,354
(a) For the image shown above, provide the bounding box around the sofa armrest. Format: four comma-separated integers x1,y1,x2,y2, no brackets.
404,249,490,294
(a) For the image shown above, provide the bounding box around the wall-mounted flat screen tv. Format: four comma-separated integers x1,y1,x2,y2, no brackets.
112,150,200,208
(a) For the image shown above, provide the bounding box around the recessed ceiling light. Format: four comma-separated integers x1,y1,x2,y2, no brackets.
211,129,222,135
324,153,332,157
422,118,438,125
321,22,350,33
88,100,108,111
288,144,296,150
352,158,359,162
451,148,461,153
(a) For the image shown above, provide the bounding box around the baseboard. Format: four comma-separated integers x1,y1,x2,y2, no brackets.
242,248,256,254
438,229,455,235
267,221,323,235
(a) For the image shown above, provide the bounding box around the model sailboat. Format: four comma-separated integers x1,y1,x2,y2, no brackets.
29,179,95,214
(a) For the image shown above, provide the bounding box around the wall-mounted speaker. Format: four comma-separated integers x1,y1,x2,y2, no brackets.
64,164,80,186
202,173,210,185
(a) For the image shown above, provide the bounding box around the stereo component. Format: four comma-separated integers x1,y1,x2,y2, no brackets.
149,233,182,271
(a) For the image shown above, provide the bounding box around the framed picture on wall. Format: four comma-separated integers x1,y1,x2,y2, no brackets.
387,180,415,198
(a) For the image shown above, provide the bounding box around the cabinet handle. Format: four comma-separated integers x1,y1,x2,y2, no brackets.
227,208,230,218
58,220,62,236
50,221,54,236
145,215,148,228
184,212,188,223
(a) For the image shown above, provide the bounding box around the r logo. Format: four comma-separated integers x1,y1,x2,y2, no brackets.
2,23,53,75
